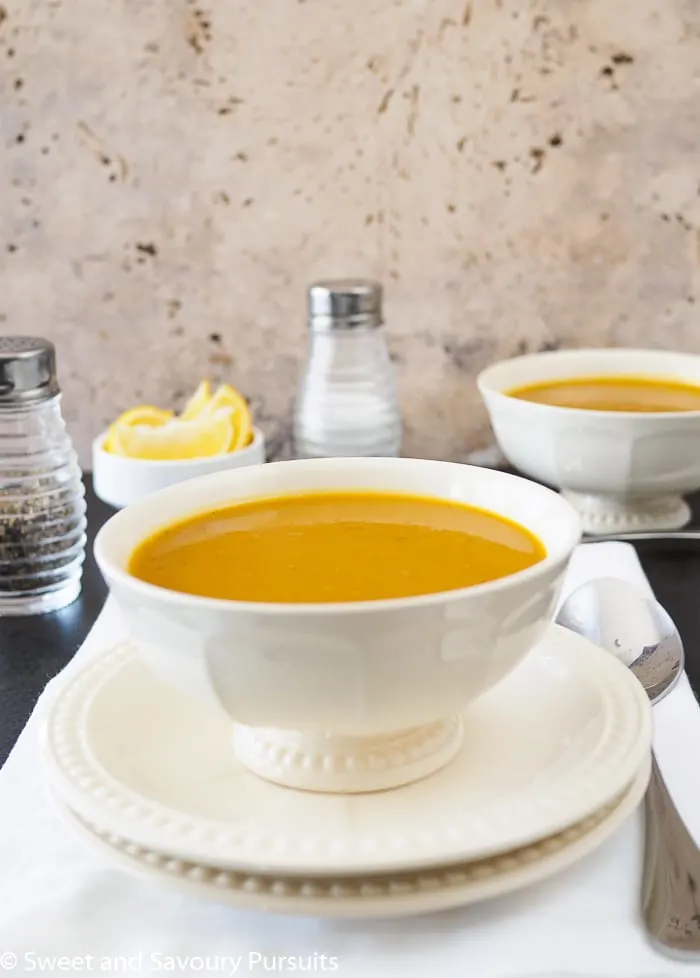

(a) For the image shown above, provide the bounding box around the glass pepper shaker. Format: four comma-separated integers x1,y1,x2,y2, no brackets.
293,279,402,459
0,337,87,615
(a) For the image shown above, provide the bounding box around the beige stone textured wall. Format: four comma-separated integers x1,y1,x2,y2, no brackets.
1,0,700,465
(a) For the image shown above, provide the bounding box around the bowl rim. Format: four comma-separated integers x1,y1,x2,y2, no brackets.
92,426,265,467
477,348,700,420
94,457,581,618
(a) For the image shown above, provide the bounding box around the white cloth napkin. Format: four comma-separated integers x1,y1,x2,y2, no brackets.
1,543,700,978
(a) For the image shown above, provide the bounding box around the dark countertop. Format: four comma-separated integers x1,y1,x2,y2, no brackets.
1,477,700,767
0,479,113,765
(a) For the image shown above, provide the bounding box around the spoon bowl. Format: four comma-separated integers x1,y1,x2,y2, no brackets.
556,577,684,704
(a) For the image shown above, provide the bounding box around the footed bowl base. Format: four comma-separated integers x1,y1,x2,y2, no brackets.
232,716,464,793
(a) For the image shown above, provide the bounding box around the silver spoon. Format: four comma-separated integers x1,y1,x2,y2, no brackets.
556,578,700,958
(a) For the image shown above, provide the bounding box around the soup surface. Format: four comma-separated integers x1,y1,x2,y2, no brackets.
507,375,700,412
129,491,545,603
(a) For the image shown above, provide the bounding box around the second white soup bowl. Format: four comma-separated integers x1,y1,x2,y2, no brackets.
95,457,580,793
478,348,700,535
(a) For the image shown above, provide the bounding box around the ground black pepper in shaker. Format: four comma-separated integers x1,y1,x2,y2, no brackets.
0,337,86,615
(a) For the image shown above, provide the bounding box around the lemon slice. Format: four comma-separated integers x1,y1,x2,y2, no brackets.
104,405,174,453
113,405,174,427
179,380,212,422
110,408,236,460
203,384,253,451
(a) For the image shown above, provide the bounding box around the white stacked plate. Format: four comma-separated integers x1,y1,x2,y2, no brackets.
41,623,652,918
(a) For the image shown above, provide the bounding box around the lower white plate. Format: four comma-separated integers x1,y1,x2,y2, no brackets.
40,625,652,876
56,758,650,918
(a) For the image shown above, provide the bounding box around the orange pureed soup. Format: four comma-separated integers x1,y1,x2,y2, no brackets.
129,491,545,603
507,375,700,412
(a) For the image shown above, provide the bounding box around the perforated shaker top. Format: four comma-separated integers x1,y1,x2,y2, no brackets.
0,336,60,404
307,279,383,331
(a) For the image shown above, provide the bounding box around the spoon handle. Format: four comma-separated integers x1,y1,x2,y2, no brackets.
642,753,700,956
585,531,700,544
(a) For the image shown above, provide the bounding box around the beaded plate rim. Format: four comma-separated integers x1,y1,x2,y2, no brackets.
56,757,650,918
40,626,652,875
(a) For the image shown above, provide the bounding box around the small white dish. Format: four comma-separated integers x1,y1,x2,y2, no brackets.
54,759,650,918
91,427,266,509
477,348,700,535
94,457,580,793
40,625,651,876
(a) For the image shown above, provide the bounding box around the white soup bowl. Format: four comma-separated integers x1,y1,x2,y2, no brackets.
478,348,700,535
95,457,580,793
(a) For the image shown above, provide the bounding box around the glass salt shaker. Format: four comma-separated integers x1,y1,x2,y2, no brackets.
293,279,402,458
0,337,87,615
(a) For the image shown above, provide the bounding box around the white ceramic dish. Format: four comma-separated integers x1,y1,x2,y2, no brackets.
40,627,651,876
93,457,580,793
478,348,700,535
91,427,266,508
55,758,650,918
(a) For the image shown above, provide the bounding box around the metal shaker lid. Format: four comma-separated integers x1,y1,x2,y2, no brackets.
0,336,60,405
307,279,383,330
